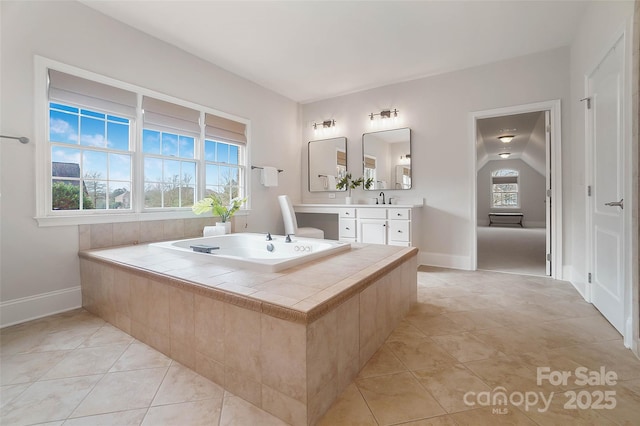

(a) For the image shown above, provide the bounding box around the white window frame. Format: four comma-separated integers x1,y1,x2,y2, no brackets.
34,56,251,226
490,168,520,209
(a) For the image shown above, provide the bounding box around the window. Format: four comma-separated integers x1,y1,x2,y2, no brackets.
491,169,519,208
37,60,248,224
364,155,377,184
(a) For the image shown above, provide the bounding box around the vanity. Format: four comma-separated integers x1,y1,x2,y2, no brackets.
294,203,422,247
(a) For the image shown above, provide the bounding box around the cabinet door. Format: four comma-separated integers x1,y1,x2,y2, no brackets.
360,220,387,244
339,218,357,240
388,220,410,243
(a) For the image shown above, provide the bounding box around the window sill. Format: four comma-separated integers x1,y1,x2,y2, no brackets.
35,209,249,227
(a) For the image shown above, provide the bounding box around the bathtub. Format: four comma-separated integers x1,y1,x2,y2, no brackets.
150,232,350,272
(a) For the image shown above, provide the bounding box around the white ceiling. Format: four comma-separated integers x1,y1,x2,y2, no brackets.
81,0,590,104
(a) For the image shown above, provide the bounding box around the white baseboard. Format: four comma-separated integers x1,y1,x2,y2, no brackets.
419,252,471,270
0,286,82,328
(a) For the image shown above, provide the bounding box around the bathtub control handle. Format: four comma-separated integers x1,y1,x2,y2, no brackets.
285,234,293,243
266,232,273,241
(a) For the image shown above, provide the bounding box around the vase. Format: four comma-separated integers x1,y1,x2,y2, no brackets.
345,196,352,205
216,221,232,234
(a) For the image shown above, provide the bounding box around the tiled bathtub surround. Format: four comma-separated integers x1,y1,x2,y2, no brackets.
79,242,417,425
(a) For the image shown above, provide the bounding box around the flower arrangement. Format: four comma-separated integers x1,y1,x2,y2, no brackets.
192,194,246,222
336,173,374,194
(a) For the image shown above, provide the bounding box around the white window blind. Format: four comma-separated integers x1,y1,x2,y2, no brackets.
48,69,137,117
142,96,200,134
205,113,246,144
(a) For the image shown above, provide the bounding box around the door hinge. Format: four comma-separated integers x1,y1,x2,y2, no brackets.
546,253,551,262
588,272,592,283
546,125,551,133
580,97,592,109
546,189,552,197
587,185,592,197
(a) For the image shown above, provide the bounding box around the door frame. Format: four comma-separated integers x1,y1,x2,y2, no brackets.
469,100,563,280
585,27,635,349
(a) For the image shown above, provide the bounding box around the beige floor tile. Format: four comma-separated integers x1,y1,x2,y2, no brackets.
142,399,223,426
109,342,172,372
397,415,459,425
442,310,503,331
317,383,377,426
431,332,504,363
71,368,167,417
385,320,428,344
464,356,543,393
386,338,457,371
42,344,129,380
450,406,538,425
152,363,224,406
62,408,146,425
523,390,619,426
413,363,492,413
406,314,468,336
25,327,101,354
78,324,135,348
0,384,30,408
219,394,288,426
553,341,640,382
1,351,70,385
0,375,102,426
356,371,446,425
358,345,407,378
0,329,49,356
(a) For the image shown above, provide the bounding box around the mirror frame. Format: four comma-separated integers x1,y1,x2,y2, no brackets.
307,136,348,192
362,127,412,190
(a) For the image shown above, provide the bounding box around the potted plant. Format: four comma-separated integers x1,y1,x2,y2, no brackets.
336,173,374,204
192,194,246,234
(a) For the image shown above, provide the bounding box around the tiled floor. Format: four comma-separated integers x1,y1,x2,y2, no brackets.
1,267,639,425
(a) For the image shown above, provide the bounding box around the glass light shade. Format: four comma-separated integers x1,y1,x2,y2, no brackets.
499,135,515,143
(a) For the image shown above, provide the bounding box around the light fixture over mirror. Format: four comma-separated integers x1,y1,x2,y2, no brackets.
362,128,411,190
499,152,511,159
498,135,515,143
312,119,336,136
369,109,400,129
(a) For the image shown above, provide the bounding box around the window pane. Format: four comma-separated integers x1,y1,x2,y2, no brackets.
162,132,178,157
50,109,78,144
181,162,196,186
181,185,195,207
110,183,131,209
206,164,219,186
51,103,78,114
84,179,108,209
205,140,216,161
52,180,81,210
145,183,162,208
164,159,181,182
179,135,194,159
51,147,81,177
80,116,106,147
144,158,163,182
143,129,161,154
107,121,129,151
81,109,105,119
229,145,239,165
83,151,108,179
109,154,131,181
216,143,229,163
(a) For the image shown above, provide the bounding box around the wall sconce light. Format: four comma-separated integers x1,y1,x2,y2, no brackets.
498,135,515,143
369,109,400,128
499,152,511,159
370,109,399,121
312,119,336,136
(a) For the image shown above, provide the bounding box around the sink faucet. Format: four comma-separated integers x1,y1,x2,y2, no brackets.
266,232,273,241
285,234,293,243
379,191,385,205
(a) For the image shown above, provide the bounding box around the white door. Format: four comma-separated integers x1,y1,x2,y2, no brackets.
360,220,387,244
588,36,625,334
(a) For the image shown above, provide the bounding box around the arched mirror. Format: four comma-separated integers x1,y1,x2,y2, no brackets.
362,128,411,190
308,137,347,192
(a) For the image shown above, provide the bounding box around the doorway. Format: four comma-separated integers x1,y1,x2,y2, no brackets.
470,100,562,280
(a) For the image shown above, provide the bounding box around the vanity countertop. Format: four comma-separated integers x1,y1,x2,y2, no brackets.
294,203,423,213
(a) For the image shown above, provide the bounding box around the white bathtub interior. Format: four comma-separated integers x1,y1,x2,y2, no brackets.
151,232,351,272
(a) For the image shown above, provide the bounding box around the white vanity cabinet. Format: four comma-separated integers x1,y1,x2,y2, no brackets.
293,203,421,247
